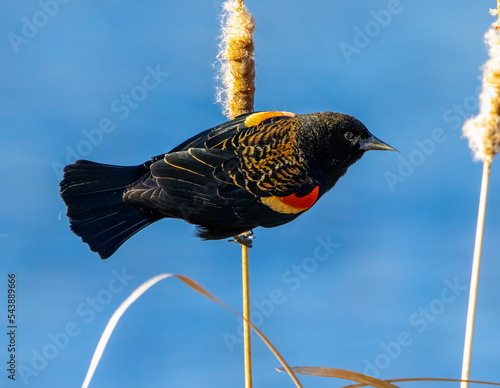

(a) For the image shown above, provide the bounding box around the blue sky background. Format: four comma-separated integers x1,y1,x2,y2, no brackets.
1,1,500,387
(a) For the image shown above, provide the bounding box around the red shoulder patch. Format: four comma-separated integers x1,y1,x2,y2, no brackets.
244,111,296,127
279,186,319,211
261,186,319,214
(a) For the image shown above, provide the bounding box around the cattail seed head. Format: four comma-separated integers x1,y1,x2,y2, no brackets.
463,29,500,162
216,0,255,119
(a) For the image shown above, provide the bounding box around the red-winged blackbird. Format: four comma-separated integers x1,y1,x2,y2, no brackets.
60,111,396,259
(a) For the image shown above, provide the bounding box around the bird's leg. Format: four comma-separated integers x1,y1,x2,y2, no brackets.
229,230,254,248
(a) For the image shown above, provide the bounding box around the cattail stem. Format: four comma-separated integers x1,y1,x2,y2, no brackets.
242,244,252,388
460,159,491,388
217,1,255,385
461,4,500,384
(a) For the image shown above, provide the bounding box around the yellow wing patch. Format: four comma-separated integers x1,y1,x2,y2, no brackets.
260,186,319,214
244,111,296,127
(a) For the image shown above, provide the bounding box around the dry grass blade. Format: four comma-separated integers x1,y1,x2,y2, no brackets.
82,274,171,388
277,367,500,388
82,274,302,388
276,366,400,388
175,274,302,387
345,377,500,388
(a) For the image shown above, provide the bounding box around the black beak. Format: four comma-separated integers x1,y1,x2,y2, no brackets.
359,134,398,152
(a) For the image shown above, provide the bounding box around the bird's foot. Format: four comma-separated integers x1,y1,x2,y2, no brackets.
228,230,254,248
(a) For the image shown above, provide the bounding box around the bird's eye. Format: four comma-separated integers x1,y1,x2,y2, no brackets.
344,132,354,141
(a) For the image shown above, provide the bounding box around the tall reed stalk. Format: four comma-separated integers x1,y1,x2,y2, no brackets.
460,5,500,386
217,1,256,386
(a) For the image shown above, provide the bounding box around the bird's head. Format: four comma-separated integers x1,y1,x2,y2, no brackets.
297,112,397,178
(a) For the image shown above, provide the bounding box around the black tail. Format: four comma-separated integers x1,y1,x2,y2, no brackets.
60,160,160,259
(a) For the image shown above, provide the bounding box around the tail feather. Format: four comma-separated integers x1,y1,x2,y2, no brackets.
60,160,160,259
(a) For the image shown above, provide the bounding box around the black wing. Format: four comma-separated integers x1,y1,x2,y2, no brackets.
124,147,301,239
